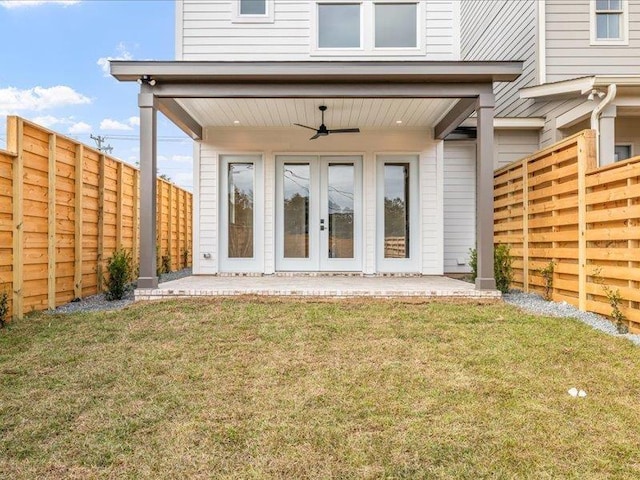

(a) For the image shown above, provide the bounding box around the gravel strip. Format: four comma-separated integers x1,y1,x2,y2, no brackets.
51,268,193,314
504,291,640,346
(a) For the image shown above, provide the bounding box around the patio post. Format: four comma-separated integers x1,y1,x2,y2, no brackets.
137,86,158,288
475,93,497,290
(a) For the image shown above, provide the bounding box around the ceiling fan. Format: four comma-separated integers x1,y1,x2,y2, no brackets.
294,105,360,140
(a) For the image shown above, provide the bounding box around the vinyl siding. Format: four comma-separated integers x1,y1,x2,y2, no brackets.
495,130,540,168
460,0,537,118
193,127,444,275
443,142,475,274
546,0,640,82
177,0,460,61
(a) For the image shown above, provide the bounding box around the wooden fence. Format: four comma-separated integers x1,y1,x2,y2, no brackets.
0,116,192,320
494,129,640,333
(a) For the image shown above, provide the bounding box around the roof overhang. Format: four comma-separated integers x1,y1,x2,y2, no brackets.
111,60,523,84
521,75,640,101
112,60,523,140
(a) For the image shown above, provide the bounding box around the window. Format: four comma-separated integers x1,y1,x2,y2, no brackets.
591,0,628,44
375,3,417,48
615,144,632,162
318,3,361,48
313,1,422,55
232,0,274,23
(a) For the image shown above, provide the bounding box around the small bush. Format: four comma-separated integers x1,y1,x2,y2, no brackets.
603,285,628,334
537,261,555,301
105,248,133,301
161,255,172,275
0,288,8,328
469,244,514,294
181,248,190,269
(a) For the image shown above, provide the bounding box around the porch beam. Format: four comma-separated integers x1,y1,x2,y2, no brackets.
156,98,203,140
434,98,478,139
475,93,497,291
152,83,494,99
138,87,159,289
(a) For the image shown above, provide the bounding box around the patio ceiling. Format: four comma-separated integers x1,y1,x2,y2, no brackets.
175,98,459,129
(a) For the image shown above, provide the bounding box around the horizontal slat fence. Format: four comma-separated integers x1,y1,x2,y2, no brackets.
495,129,640,333
0,116,192,320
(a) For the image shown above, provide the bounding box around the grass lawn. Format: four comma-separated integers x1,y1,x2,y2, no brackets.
1,298,639,479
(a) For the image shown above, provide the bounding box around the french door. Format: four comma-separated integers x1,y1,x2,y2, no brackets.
275,155,362,271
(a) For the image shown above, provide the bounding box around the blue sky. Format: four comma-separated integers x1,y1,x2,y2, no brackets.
0,0,194,189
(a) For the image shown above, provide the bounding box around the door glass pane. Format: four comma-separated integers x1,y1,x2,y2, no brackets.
228,163,254,258
327,163,354,259
384,164,409,258
318,3,360,48
283,163,310,258
240,0,266,15
375,3,417,48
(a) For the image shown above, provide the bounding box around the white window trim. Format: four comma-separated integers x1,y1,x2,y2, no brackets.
232,0,274,24
590,0,629,46
311,0,425,57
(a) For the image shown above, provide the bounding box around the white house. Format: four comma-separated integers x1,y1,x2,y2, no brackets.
111,0,522,291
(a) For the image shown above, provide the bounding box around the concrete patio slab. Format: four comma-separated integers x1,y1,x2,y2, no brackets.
135,275,501,301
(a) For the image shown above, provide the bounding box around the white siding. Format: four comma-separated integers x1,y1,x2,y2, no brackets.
177,0,460,61
193,127,444,275
495,130,540,169
443,142,475,274
546,0,640,83
461,0,537,118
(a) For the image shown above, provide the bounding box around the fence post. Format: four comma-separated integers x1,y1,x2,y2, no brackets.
97,154,105,292
132,169,139,267
116,161,124,249
157,179,163,270
48,134,57,310
183,189,189,266
577,133,591,311
74,145,84,299
522,159,529,293
10,117,24,320
168,183,173,270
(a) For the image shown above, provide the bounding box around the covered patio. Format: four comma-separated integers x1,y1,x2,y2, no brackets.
110,60,522,295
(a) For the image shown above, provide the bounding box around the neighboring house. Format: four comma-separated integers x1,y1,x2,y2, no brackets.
112,0,523,287
461,0,640,168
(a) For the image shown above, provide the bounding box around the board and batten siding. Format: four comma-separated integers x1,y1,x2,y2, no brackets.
443,142,475,274
193,128,443,275
460,0,537,118
546,0,640,83
176,0,460,61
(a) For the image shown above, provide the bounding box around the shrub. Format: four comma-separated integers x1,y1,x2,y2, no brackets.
602,284,628,334
161,254,172,275
469,244,514,294
181,248,190,269
537,261,555,301
0,288,8,328
105,248,133,301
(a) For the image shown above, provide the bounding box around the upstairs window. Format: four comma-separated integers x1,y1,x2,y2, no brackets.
313,1,422,55
375,3,417,48
318,3,361,48
233,0,274,23
591,0,628,45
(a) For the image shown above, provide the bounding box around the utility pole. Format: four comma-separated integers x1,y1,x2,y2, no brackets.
90,134,113,155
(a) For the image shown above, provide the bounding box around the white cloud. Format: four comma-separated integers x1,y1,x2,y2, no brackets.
173,172,193,190
100,118,132,131
0,0,80,8
31,115,66,128
97,42,133,76
128,116,140,127
68,122,92,134
0,85,91,115
172,155,192,164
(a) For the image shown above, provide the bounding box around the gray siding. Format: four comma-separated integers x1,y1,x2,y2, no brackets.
443,142,475,274
461,0,537,118
495,130,540,168
177,0,460,61
546,0,640,82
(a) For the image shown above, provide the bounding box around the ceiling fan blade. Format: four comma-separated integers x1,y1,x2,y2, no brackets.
309,133,321,140
294,123,318,131
328,128,360,134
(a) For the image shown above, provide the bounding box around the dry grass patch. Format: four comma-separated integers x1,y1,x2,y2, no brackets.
1,298,639,478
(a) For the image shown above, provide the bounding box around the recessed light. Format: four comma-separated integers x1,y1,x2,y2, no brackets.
396,120,403,124
233,120,240,124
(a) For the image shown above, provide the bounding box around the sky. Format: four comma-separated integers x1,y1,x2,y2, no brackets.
0,0,194,189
